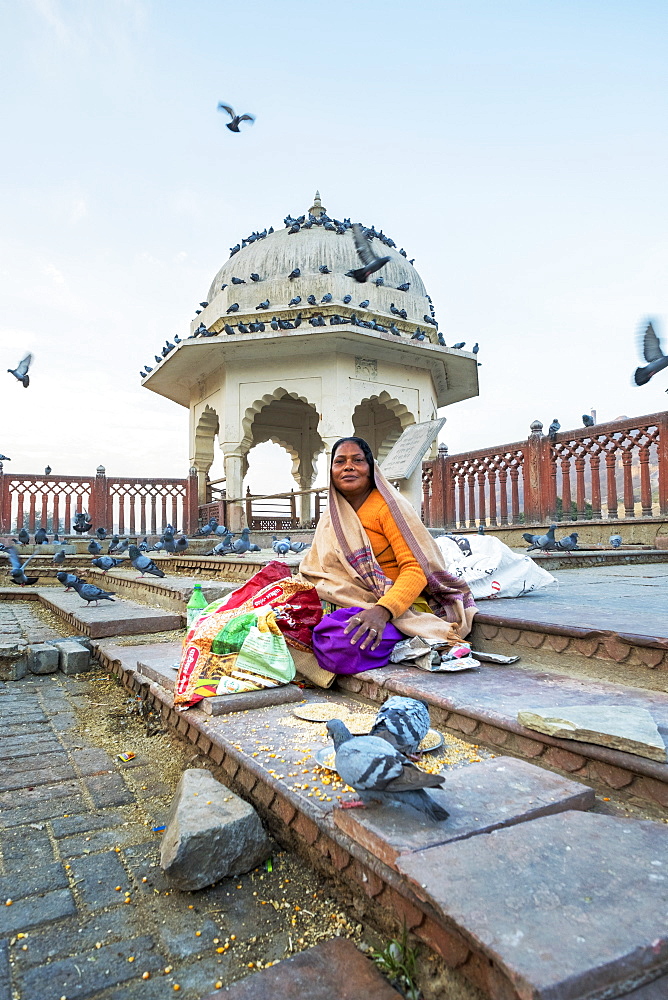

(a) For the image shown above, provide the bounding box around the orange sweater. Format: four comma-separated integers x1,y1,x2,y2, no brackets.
356,489,427,619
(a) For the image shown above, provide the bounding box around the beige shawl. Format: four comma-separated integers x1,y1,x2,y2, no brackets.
299,463,476,641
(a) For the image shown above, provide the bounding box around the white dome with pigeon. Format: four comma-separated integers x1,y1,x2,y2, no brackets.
195,192,439,338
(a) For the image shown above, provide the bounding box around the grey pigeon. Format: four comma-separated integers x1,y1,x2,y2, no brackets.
477,524,485,535
129,545,165,578
256,300,270,310
138,537,150,551
232,527,251,555
319,265,331,274
92,555,123,573
359,299,369,309
326,720,447,821
290,541,309,553
472,343,479,354
396,282,410,291
0,453,10,461
7,352,32,388
87,540,102,555
17,528,30,545
370,696,431,758
557,532,579,552
548,418,561,441
288,269,301,280
114,539,129,555
634,320,668,387
175,535,189,553
72,580,115,606
96,527,107,539
34,527,48,544
347,225,391,283
217,102,255,132
226,303,239,313
522,524,558,552
582,414,595,427
343,295,352,304
250,273,261,282
198,520,215,536
609,534,622,549
214,524,230,537
5,546,38,586
288,296,301,306
56,571,84,591
451,341,465,350
224,325,236,335
107,534,120,553
209,539,233,556
321,293,332,304
411,330,426,341
52,548,66,566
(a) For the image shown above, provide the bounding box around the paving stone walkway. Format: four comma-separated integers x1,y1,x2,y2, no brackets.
0,672,377,1000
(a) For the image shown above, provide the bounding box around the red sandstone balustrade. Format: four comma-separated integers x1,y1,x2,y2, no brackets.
423,410,668,529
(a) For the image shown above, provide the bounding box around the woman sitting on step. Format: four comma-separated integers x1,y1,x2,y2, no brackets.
299,436,476,673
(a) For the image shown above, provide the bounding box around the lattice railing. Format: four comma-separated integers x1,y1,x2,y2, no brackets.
423,411,668,529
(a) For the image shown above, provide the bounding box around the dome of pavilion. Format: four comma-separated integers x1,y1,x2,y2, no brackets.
200,193,438,335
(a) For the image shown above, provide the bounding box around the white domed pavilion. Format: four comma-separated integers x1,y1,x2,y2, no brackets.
142,193,479,527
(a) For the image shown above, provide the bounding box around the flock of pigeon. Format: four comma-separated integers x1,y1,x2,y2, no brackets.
195,517,308,558
327,696,448,821
522,525,624,553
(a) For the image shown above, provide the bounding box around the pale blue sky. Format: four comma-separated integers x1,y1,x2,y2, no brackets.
1,0,667,490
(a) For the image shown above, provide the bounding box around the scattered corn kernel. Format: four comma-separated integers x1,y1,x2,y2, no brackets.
5,900,12,906
230,934,236,940
195,931,201,937
142,972,150,980
115,886,122,892
173,987,181,992
215,982,223,989
216,947,225,953
141,877,147,883
128,956,135,963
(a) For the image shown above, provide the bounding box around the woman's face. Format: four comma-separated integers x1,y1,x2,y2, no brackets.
331,442,372,498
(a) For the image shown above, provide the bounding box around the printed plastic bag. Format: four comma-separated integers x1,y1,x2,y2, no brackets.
435,534,556,599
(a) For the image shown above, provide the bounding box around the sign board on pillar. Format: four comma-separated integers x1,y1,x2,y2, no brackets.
379,418,446,481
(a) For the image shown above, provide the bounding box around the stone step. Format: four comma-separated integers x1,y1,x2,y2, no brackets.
337,663,668,809
37,588,183,638
87,568,236,614
200,938,402,999
94,642,667,1000
397,811,668,1000
527,548,668,570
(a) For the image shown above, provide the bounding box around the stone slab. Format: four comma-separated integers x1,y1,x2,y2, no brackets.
38,588,183,637
397,811,668,1000
27,642,59,674
518,705,667,762
201,938,402,999
333,755,595,869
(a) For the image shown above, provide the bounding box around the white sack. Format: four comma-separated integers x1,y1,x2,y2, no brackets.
436,533,556,600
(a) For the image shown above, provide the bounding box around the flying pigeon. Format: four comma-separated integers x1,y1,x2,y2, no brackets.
326,720,448,821
7,353,32,388
91,555,124,573
56,571,84,592
556,532,579,552
4,546,38,586
129,544,165,578
347,224,391,283
548,418,561,441
634,320,668,388
87,540,102,555
609,534,622,549
72,580,115,606
370,696,430,759
582,414,595,427
217,102,255,132
522,524,558,552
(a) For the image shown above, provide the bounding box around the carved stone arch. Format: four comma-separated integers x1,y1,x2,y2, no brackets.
240,386,319,451
352,391,414,462
192,405,220,501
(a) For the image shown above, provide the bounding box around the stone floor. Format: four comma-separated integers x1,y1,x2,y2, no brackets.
482,564,668,638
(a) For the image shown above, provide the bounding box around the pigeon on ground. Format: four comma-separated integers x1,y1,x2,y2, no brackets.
232,527,251,556
4,546,38,586
274,537,291,558
522,524,558,551
582,414,595,427
91,556,124,573
52,548,66,566
87,540,102,555
370,696,431,759
129,544,165,578
609,535,622,549
114,539,129,555
290,540,309,553
208,539,233,556
96,527,107,539
634,320,668,388
326,720,448,821
107,534,121,553
197,520,215,537
557,532,579,552
161,532,176,555
72,580,115,606
175,536,189,553
217,102,255,132
34,527,48,545
56,571,83,591
18,528,30,545
477,524,486,535
548,418,561,441
138,537,150,551
7,353,32,388
347,225,391,283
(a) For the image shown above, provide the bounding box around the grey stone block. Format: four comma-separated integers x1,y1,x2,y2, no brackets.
160,768,271,890
0,642,28,681
28,643,59,675
52,639,91,674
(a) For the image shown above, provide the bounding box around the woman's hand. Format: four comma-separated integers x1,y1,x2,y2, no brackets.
344,605,392,651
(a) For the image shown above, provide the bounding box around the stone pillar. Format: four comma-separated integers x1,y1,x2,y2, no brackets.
224,452,246,531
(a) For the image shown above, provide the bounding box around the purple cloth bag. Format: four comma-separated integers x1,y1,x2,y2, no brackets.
312,606,404,675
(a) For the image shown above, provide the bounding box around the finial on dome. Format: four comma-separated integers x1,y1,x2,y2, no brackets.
309,190,325,218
